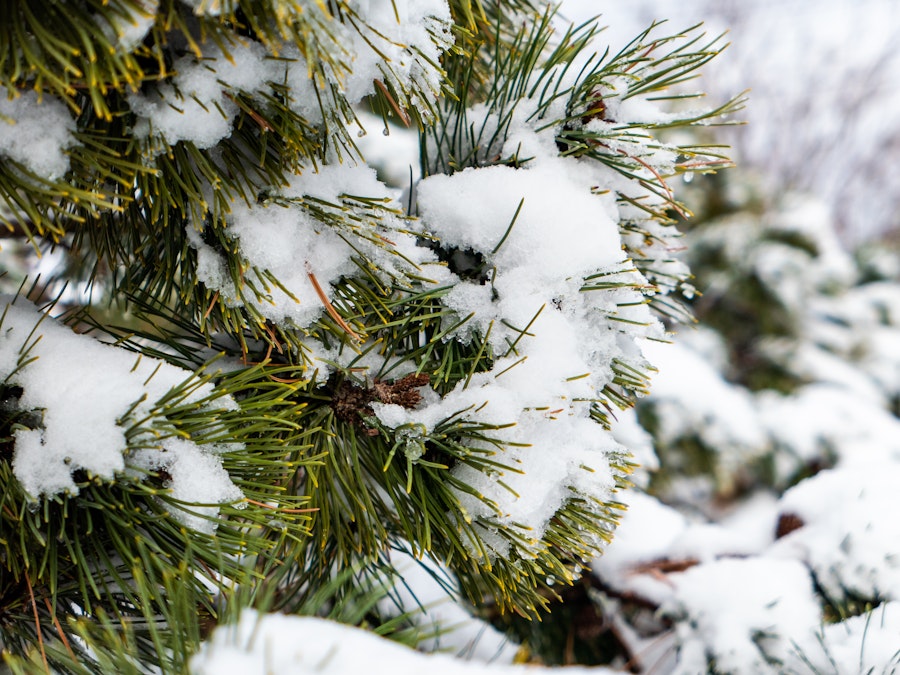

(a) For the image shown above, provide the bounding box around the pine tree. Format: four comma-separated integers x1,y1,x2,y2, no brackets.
0,2,738,671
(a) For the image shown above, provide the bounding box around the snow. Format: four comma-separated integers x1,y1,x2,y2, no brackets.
129,41,276,150
787,602,900,674
588,463,900,673
179,150,900,661
447,413,624,557
180,0,224,15
592,489,781,606
193,596,900,675
188,162,428,328
131,437,244,533
591,490,688,582
351,111,422,188
129,0,452,149
98,0,158,51
0,296,242,533
773,464,900,602
663,558,821,674
0,89,77,181
378,546,519,662
338,0,453,111
758,384,900,476
374,369,627,558
191,610,621,675
580,181,900,672
417,162,624,284
9,2,900,671
362,18,734,564
640,338,768,467
809,280,900,402
184,17,708,562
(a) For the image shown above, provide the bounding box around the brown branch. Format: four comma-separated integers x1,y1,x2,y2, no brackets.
618,149,687,219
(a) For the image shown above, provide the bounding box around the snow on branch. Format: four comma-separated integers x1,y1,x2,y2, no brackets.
0,295,242,533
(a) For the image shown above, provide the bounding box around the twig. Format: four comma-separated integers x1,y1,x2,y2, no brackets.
373,79,411,127
24,574,49,673
624,42,660,73
269,374,304,384
224,92,274,132
679,159,732,169
618,149,687,218
44,597,77,662
306,266,362,341
261,322,284,355
202,291,219,321
244,498,319,514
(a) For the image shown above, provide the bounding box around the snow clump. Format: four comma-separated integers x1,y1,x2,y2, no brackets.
128,0,452,148
0,296,243,534
187,163,430,328
663,558,821,674
191,609,622,675
0,90,77,181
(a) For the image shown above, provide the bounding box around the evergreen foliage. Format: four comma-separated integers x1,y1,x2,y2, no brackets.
0,1,738,671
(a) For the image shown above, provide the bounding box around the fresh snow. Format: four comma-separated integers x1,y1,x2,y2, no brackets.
179,1,900,671
98,0,159,52
0,296,243,533
664,558,821,674
183,9,900,672
787,601,900,674
183,15,695,561
773,464,900,602
129,42,274,149
583,191,900,673
376,545,519,662
129,0,452,151
191,610,621,675
0,89,77,181
187,162,428,328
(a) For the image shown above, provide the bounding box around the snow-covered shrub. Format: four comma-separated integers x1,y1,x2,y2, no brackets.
577,184,900,673
786,601,900,675
640,193,900,499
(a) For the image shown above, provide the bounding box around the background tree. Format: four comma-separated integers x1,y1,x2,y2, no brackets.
542,172,900,673
0,1,738,672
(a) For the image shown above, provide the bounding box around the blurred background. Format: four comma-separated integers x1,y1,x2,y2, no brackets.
561,0,900,244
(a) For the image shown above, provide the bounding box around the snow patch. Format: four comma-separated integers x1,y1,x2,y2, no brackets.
1,297,242,533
